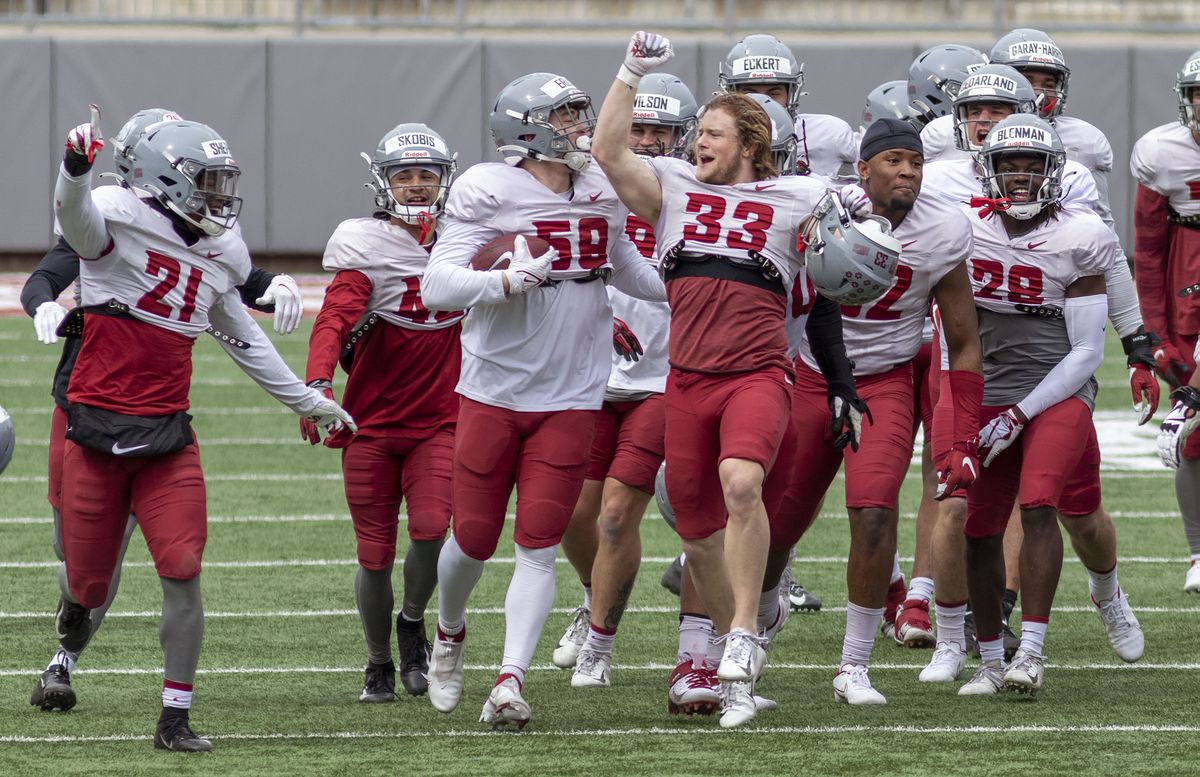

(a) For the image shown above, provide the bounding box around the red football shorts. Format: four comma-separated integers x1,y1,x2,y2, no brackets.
48,406,67,512
664,367,793,541
965,398,1102,539
585,395,666,494
341,427,454,569
451,398,596,560
770,362,915,552
60,440,206,608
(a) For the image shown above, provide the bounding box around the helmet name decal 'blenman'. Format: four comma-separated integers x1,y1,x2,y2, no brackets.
992,125,1051,145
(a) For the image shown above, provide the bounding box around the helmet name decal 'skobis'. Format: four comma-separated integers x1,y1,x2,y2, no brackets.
633,93,682,117
383,133,449,156
734,56,783,75
1007,42,1064,62
202,140,230,158
993,126,1050,145
962,74,1017,94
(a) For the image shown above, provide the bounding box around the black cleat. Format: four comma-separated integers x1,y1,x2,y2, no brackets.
660,555,683,597
788,582,823,612
30,664,76,712
359,660,397,703
153,709,212,752
54,599,92,655
396,617,431,696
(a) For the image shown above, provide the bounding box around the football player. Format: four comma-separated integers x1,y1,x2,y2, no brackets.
25,107,304,716
907,44,989,130
1131,49,1200,591
420,72,666,730
51,109,353,750
302,124,462,703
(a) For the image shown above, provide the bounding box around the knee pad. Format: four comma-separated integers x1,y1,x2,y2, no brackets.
451,517,503,561
357,539,397,571
154,543,202,581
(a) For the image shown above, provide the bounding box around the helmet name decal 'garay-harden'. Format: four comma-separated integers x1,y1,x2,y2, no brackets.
989,28,1071,119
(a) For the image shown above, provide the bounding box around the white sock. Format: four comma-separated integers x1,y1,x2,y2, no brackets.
756,585,780,633
704,628,724,668
934,600,967,651
48,648,76,673
978,635,1004,665
678,614,713,666
583,624,616,655
1087,563,1120,604
908,576,935,603
162,680,193,710
1019,618,1048,658
581,583,593,611
890,554,904,584
841,602,884,666
500,544,558,678
436,535,485,635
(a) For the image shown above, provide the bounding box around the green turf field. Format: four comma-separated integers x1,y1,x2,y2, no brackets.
0,316,1196,776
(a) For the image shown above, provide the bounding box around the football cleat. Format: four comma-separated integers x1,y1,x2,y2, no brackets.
1093,592,1144,663
718,681,756,729
716,628,767,682
833,663,887,705
551,606,590,669
1003,649,1045,698
880,578,907,641
918,642,966,682
30,664,76,712
153,709,213,752
788,582,823,612
426,626,466,713
54,599,92,655
957,660,1006,696
660,555,684,596
480,675,531,731
894,598,936,648
1002,623,1021,662
667,660,720,715
359,660,396,703
396,616,432,696
1184,561,1200,594
570,647,612,688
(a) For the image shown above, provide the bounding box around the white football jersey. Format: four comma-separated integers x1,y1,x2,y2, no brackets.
1054,116,1114,177
323,218,464,331
799,193,972,376
796,113,859,179
1130,122,1200,217
919,114,972,163
608,213,670,395
921,156,1100,213
74,186,250,336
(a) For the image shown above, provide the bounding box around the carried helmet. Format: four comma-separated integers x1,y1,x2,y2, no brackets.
631,72,699,158
653,463,676,532
489,72,595,172
862,80,913,127
718,34,805,115
978,114,1066,220
989,28,1071,119
951,65,1039,152
803,193,901,306
1177,50,1200,133
123,120,241,237
111,108,183,179
0,404,12,475
746,93,799,175
362,123,456,224
908,44,989,126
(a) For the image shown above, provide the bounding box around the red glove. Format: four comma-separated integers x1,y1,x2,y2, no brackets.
300,380,335,445
1154,341,1191,389
613,318,643,362
1129,364,1160,425
935,440,980,500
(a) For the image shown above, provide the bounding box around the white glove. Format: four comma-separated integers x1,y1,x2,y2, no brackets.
978,408,1025,467
64,104,104,169
300,388,357,437
618,31,674,86
255,273,304,335
501,235,556,296
838,183,873,220
33,301,68,345
1158,387,1200,470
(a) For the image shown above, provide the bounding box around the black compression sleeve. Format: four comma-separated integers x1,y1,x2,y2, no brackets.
21,238,80,318
238,267,277,312
805,294,855,397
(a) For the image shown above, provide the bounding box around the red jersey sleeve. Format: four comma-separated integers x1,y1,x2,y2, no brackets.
1133,183,1172,335
305,269,372,384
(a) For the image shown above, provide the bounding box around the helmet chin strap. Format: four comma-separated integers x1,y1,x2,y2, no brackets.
416,211,435,245
969,195,1013,219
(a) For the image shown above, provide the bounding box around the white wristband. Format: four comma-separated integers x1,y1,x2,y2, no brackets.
617,65,642,88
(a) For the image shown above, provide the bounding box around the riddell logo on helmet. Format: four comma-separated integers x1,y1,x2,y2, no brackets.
402,150,432,158
1008,42,1064,62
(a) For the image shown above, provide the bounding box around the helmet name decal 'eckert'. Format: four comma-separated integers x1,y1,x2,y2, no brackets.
734,56,783,75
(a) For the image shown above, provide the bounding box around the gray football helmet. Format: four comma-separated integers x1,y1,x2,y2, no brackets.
951,65,1039,152
490,72,595,171
1177,50,1200,132
362,123,456,224
124,120,241,237
631,73,699,158
908,44,989,126
803,193,901,306
0,404,12,475
747,93,799,175
718,34,805,115
989,28,1071,119
978,114,1066,220
653,462,676,532
110,108,183,178
862,80,913,127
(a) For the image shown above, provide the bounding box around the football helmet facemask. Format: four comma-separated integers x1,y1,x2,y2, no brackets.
1177,50,1200,133
978,114,1066,221
490,72,595,171
362,123,457,224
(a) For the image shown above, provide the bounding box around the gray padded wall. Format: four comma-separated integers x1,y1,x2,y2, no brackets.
0,39,52,252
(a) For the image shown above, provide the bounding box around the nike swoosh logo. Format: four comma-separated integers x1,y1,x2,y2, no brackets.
901,241,917,249
1026,241,1046,250
964,457,977,478
755,183,775,191
207,251,222,258
111,442,150,455
589,192,602,202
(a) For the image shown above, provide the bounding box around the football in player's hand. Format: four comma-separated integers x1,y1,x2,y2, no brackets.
471,234,553,271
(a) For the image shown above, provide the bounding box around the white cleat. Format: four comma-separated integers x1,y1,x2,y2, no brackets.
1185,561,1200,594
426,628,466,713
570,647,611,688
958,660,1006,696
716,628,767,682
551,606,590,669
718,681,757,728
919,642,967,683
1093,592,1144,663
832,663,886,706
1003,649,1045,698
479,676,531,730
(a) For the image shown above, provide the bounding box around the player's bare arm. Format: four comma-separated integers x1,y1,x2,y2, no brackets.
932,262,982,375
